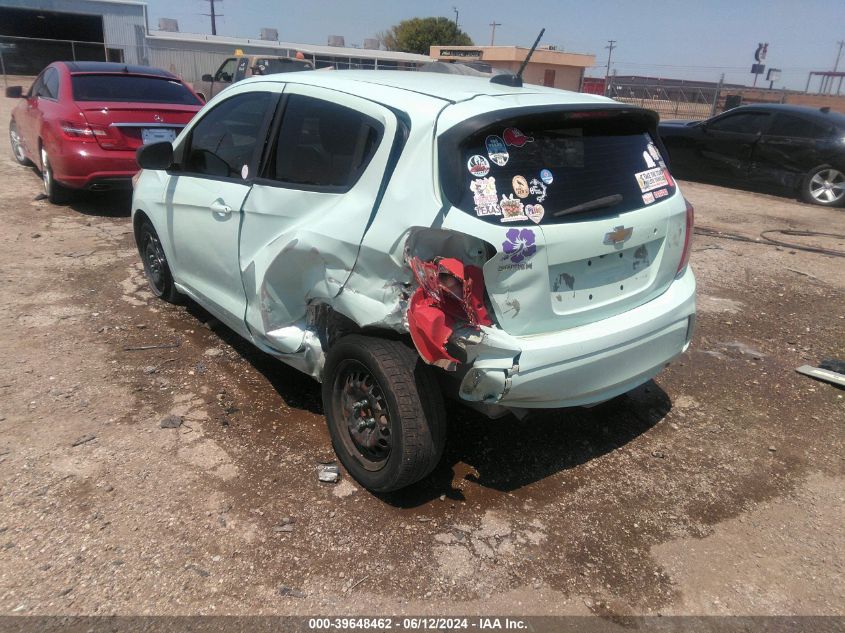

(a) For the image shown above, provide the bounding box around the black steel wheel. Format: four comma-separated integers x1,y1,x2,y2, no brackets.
9,121,31,166
137,218,181,303
322,335,446,492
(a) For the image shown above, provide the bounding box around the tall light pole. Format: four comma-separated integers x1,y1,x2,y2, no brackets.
453,6,459,30
604,40,617,95
489,21,501,46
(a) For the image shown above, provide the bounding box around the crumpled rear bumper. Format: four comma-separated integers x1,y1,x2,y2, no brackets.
458,268,696,409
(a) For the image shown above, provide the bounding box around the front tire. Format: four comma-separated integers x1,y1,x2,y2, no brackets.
137,218,182,303
322,335,446,493
40,147,70,204
801,165,845,207
9,121,32,166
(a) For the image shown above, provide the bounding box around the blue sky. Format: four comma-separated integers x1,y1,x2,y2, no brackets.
144,0,845,90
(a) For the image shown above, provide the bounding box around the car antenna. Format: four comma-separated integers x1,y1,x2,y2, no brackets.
490,28,545,88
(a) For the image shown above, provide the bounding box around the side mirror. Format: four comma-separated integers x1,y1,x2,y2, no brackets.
202,74,213,82
5,86,23,98
136,141,174,170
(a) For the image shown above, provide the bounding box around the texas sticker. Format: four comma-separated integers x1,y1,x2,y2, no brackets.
634,167,669,193
470,177,501,217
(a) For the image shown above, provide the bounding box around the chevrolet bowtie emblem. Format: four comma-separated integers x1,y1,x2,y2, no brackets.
603,225,633,245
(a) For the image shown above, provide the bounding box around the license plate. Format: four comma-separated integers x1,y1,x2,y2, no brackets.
141,128,176,144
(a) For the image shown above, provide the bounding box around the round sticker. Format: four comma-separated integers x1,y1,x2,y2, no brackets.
241,164,249,179
485,135,509,167
512,175,530,199
467,154,491,178
540,169,554,185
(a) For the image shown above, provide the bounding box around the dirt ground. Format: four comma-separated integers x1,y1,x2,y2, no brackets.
0,93,843,619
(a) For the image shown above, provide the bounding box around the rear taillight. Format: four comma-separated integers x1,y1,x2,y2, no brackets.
60,120,106,142
60,120,126,149
676,197,694,276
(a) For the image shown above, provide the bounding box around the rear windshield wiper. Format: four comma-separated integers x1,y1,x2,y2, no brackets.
553,193,623,218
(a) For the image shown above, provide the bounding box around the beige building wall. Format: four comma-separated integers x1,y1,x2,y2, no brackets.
429,45,595,92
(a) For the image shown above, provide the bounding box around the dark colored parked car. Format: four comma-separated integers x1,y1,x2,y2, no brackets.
659,104,845,207
7,61,203,203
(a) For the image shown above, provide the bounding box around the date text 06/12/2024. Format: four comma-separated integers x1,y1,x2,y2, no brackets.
307,617,528,629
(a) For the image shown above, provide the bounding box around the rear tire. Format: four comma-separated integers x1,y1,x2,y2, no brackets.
801,165,845,207
137,218,182,303
322,335,446,493
40,147,70,204
9,121,32,166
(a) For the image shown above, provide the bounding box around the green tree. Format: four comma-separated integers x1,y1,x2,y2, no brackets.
379,17,473,55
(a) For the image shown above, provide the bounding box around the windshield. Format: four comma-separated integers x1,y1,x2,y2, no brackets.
451,113,676,225
71,75,202,105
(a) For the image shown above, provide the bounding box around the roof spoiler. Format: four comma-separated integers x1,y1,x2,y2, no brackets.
490,28,544,88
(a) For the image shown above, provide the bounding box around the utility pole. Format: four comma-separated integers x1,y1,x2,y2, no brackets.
604,40,616,95
833,40,844,72
453,6,459,30
201,0,222,36
489,21,501,46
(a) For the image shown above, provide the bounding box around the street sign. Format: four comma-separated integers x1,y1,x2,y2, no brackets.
751,63,766,75
766,68,781,82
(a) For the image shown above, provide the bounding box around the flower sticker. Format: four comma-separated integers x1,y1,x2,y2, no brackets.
502,228,537,264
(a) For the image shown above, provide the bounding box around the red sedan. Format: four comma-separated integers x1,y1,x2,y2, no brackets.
7,61,203,203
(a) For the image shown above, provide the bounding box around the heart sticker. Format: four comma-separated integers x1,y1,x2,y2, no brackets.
525,204,545,224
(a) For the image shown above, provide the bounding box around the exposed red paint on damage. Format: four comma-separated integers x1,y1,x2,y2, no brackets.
407,257,492,369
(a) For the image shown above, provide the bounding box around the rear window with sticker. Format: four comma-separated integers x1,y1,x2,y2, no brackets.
451,114,676,225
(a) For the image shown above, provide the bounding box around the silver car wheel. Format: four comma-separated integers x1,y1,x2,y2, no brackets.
10,126,26,163
41,148,51,194
809,168,845,204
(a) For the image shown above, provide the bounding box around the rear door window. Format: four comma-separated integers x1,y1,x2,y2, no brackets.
451,113,676,225
71,75,201,105
767,113,831,139
263,94,382,190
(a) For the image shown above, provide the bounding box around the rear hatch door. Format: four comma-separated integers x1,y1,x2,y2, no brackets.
439,102,687,337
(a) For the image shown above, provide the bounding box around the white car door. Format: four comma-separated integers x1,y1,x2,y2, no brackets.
239,84,399,354
164,86,280,332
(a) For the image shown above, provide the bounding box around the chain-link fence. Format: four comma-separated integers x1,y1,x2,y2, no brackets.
606,76,723,120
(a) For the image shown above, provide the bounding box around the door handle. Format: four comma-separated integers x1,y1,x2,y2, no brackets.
210,200,232,216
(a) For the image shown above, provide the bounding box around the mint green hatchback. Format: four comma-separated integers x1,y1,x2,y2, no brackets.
132,70,695,492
